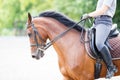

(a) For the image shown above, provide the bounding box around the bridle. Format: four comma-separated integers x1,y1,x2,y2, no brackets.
27,23,46,52
27,18,91,59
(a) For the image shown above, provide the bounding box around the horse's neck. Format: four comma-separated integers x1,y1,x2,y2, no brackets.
43,17,81,45
42,18,85,63
43,18,68,40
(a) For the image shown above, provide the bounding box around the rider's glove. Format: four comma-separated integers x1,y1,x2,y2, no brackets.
81,13,90,20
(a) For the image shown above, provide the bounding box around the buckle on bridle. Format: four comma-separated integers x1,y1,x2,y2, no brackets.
38,47,45,52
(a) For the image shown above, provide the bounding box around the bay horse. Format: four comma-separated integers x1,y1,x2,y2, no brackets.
26,11,120,80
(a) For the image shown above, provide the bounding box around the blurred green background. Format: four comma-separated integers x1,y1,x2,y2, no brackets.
0,0,120,36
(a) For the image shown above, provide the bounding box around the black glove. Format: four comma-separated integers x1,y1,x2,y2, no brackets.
81,13,90,20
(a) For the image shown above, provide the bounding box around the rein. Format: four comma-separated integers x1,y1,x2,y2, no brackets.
27,19,91,52
46,18,92,48
44,19,86,50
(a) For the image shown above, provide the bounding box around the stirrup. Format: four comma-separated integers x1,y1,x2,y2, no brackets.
106,66,118,79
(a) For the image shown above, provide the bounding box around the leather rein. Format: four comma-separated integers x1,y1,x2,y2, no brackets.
27,19,88,52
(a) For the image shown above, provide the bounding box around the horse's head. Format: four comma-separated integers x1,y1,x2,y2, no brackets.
26,13,47,60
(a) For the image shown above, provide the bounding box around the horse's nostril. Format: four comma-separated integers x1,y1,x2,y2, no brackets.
32,54,36,58
31,54,40,60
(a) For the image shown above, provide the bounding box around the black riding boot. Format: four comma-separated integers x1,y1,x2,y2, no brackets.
100,46,117,79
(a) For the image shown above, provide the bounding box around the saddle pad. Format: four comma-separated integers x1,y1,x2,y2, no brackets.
85,32,120,60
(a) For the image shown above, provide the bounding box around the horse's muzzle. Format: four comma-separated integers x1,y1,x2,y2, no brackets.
32,50,44,60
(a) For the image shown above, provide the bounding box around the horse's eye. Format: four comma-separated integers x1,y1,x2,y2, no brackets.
28,33,32,37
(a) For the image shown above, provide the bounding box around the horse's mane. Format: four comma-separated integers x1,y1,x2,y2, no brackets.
39,11,85,32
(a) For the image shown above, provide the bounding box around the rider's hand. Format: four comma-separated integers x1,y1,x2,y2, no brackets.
81,13,90,20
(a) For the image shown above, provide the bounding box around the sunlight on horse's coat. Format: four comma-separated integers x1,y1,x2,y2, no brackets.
26,11,120,80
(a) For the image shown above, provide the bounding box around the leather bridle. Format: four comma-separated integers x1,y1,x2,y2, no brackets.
27,23,46,51
26,19,90,59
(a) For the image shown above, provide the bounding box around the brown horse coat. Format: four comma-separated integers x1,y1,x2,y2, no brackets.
27,11,120,80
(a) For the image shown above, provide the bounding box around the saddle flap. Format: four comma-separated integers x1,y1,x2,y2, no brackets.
88,29,101,58
109,24,119,38
111,24,117,31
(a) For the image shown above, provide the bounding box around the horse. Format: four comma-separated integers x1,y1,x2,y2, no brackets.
26,11,120,80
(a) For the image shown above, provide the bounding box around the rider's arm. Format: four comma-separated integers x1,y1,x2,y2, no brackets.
88,5,109,18
88,0,114,18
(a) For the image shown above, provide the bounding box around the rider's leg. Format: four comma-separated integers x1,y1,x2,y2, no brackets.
95,24,117,78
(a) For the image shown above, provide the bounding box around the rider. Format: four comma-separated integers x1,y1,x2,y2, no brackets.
81,0,117,79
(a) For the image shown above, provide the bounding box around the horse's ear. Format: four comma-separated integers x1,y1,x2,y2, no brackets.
28,12,32,24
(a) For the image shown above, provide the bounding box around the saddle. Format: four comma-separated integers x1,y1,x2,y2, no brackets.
85,24,120,79
86,24,120,60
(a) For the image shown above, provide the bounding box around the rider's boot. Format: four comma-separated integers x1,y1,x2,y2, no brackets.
100,46,118,79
